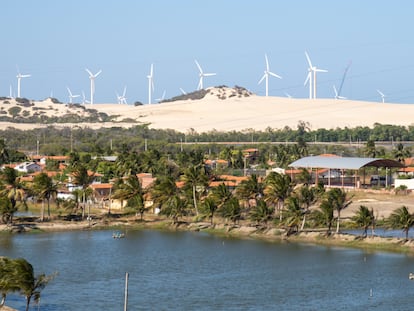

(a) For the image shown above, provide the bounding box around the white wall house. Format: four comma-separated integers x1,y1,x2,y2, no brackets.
14,162,42,173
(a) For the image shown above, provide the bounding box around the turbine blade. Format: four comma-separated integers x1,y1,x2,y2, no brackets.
204,73,216,77
258,74,266,85
304,72,311,85
315,68,328,73
265,54,269,71
85,68,93,76
95,70,102,77
195,60,202,73
305,51,313,68
268,71,282,79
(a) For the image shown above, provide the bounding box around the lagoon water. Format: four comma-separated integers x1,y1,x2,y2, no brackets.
1,229,414,311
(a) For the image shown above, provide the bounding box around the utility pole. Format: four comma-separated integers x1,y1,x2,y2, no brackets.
124,272,129,311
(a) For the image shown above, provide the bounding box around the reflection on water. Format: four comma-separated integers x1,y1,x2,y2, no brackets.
1,229,414,310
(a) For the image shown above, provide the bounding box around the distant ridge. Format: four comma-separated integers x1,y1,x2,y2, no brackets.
0,86,413,133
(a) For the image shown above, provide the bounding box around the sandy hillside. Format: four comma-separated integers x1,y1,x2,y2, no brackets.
0,87,413,133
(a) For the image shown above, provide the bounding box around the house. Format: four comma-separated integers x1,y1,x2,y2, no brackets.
14,162,42,173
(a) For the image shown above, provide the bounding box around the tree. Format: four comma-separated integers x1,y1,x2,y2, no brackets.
160,195,188,224
249,199,274,228
70,164,95,221
364,139,377,157
0,195,16,224
283,196,304,235
393,142,411,164
200,197,218,225
0,167,26,224
0,257,19,307
219,197,241,225
387,206,414,240
112,175,146,220
182,165,208,216
0,257,55,311
352,205,375,238
263,172,294,221
150,175,179,212
32,173,58,221
325,188,353,233
297,184,321,231
210,183,233,209
314,197,334,236
11,258,55,311
236,174,263,208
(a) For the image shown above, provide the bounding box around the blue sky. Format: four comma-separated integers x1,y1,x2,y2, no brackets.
1,0,414,104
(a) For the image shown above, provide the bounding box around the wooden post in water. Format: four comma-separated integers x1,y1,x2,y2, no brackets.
124,272,129,311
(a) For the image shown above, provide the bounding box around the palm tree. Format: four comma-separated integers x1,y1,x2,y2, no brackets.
150,175,179,212
297,184,320,231
352,205,375,238
10,258,55,311
263,172,294,221
393,142,411,164
112,175,146,220
0,195,16,224
0,167,26,224
325,188,353,234
182,165,208,216
32,173,58,221
201,197,218,225
160,195,188,224
387,206,414,240
283,196,304,235
249,199,274,228
210,182,233,210
236,174,263,208
314,198,334,236
219,197,241,225
71,164,95,220
0,257,20,307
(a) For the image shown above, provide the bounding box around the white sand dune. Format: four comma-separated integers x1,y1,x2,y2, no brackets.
1,87,413,133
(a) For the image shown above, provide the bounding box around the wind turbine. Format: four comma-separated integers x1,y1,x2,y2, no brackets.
85,68,102,105
333,85,346,100
66,87,80,104
147,64,154,104
284,92,292,99
81,91,90,105
377,89,386,103
258,54,282,97
116,86,127,104
195,60,216,90
179,88,187,95
9,85,14,99
304,51,327,99
156,90,166,102
16,70,31,98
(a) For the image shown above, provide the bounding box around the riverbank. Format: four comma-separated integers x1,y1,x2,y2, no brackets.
2,215,414,256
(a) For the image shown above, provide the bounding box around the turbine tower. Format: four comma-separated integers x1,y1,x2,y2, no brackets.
16,70,31,98
66,87,80,104
377,89,386,103
195,60,216,90
147,64,154,104
258,54,282,97
85,68,102,105
304,51,327,99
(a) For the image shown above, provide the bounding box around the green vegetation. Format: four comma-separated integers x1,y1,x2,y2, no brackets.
0,256,55,311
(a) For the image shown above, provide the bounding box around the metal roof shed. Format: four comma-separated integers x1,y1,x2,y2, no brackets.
289,156,404,170
288,156,404,188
